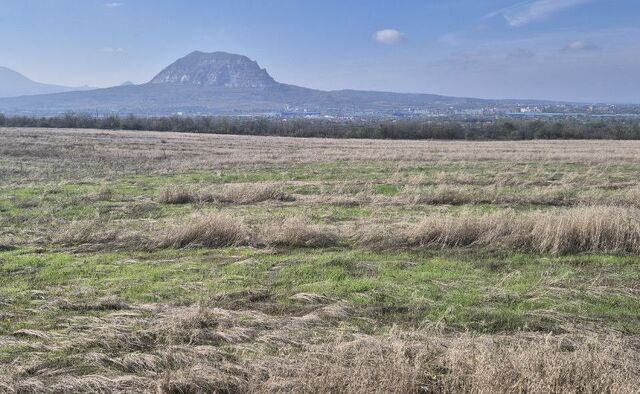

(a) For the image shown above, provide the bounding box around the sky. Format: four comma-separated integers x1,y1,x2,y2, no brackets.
1,0,639,103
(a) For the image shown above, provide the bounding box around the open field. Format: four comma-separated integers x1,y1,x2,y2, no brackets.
1,127,639,393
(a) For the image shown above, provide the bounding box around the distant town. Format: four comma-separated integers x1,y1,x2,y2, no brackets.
191,102,640,121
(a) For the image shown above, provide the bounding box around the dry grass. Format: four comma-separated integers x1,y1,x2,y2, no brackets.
5,127,640,183
397,185,576,206
54,219,119,246
262,215,339,247
529,206,640,255
159,183,293,205
216,183,293,204
358,206,640,255
2,304,636,393
160,212,249,248
351,222,411,251
158,184,198,204
407,212,517,249
251,332,639,394
158,364,247,394
53,219,151,250
401,185,479,205
55,207,640,255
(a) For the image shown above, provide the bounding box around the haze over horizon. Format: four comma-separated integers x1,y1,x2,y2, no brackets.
2,0,639,103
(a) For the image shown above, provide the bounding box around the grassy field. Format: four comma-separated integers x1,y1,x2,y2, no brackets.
1,127,639,393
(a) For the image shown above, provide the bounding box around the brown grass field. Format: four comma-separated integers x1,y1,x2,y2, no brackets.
0,127,639,393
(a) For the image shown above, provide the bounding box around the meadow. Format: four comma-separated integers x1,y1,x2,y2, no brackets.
0,127,639,393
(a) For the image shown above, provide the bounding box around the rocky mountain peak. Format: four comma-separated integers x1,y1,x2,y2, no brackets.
149,51,278,88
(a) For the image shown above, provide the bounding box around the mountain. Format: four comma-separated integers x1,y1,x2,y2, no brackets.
0,66,92,98
0,51,542,116
150,51,277,88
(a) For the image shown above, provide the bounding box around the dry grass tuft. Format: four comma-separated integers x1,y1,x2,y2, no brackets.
53,219,151,250
529,206,640,255
53,219,118,246
158,184,198,204
160,212,249,248
353,223,411,250
159,183,293,205
407,211,520,249
262,215,339,247
358,207,640,255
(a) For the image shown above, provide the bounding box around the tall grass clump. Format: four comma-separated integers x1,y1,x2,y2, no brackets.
54,219,117,246
352,223,412,251
358,207,640,255
160,212,249,248
530,206,640,255
406,211,522,249
53,219,151,250
158,184,198,204
159,183,293,205
262,215,339,247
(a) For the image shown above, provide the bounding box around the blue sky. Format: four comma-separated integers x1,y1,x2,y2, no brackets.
1,0,639,102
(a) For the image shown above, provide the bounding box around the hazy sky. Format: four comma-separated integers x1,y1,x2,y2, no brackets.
2,0,639,102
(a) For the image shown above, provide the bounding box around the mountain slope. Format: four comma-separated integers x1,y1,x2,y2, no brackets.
0,66,92,98
0,51,535,115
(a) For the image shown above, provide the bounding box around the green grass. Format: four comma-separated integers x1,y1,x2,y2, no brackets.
374,184,402,196
1,247,637,335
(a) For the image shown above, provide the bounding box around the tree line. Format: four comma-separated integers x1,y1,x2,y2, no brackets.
1,112,640,140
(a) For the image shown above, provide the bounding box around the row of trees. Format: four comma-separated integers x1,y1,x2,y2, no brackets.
1,112,640,140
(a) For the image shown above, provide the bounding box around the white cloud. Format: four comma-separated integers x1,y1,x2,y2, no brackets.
564,40,598,51
104,2,124,7
372,29,406,45
487,0,592,27
102,46,125,53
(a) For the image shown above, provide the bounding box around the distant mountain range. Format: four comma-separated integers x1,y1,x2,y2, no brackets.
0,66,94,99
0,51,550,116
